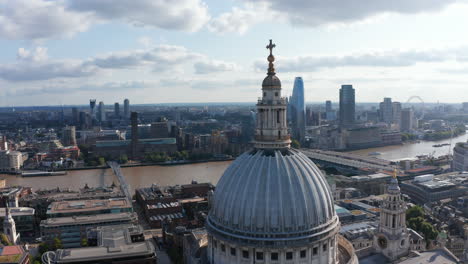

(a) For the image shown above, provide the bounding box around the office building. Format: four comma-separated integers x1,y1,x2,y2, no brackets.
290,77,306,142
379,97,393,124
392,101,402,128
150,118,169,138
78,111,91,129
0,151,23,172
114,102,120,118
40,212,137,248
453,142,468,171
339,85,356,127
131,112,138,159
71,107,79,125
89,99,96,120
43,225,156,264
325,100,336,121
124,98,130,118
400,108,414,132
400,173,468,204
98,101,105,122
46,198,132,218
0,207,35,239
62,126,77,146
93,138,177,159
463,102,468,113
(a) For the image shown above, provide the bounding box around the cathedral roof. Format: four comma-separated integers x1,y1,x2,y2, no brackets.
207,149,338,246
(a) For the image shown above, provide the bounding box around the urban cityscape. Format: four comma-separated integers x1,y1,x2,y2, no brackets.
1,1,468,264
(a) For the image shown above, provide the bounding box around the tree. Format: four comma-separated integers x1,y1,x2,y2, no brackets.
408,216,424,231
0,233,12,246
38,242,49,254
119,154,128,164
421,222,438,240
406,205,424,219
81,238,88,247
53,238,63,250
98,157,106,166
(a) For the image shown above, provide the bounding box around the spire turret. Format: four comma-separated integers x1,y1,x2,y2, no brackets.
3,202,19,244
254,40,291,150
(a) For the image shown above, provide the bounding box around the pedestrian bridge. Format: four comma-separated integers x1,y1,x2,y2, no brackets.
300,149,394,171
108,161,132,202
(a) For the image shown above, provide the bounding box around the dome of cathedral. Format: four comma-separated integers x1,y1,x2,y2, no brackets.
262,74,282,89
206,148,338,247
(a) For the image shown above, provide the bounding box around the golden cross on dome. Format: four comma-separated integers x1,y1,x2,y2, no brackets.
266,39,276,56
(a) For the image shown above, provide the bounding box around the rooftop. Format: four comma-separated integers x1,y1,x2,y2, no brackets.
0,246,26,264
0,207,34,216
359,249,459,264
47,198,130,214
53,225,155,263
95,138,176,147
41,212,136,227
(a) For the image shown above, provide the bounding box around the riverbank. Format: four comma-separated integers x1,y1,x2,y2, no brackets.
20,157,235,173
1,161,232,193
349,132,468,161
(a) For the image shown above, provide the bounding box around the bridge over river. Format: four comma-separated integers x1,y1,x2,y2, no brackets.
300,149,395,172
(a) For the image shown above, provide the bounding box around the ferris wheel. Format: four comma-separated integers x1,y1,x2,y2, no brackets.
405,96,425,120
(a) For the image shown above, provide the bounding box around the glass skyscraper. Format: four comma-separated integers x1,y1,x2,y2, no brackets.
339,84,355,127
290,77,306,142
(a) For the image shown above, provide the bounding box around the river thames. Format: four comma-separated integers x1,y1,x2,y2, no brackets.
1,133,466,191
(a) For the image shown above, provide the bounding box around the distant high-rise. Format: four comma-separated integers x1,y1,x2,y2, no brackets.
379,97,393,124
325,100,336,121
90,99,96,119
131,112,138,159
114,103,120,118
392,102,402,128
79,112,91,129
71,107,79,125
124,99,130,118
400,108,414,132
462,102,468,113
325,100,332,112
62,126,77,146
98,101,106,122
290,77,306,142
151,117,169,138
339,84,355,127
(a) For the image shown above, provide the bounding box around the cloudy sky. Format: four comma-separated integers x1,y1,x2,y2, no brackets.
1,0,468,106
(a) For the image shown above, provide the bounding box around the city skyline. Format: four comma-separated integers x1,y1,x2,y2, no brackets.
2,1,468,106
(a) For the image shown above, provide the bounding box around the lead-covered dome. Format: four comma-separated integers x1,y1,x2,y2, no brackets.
262,75,281,89
206,149,338,247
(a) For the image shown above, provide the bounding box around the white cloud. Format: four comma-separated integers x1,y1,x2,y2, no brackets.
208,3,272,34
246,0,460,27
67,0,210,32
0,59,98,82
0,45,236,81
7,81,156,96
0,0,92,40
194,60,237,74
211,0,462,34
0,0,210,40
254,47,468,72
17,47,48,62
